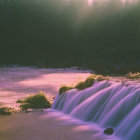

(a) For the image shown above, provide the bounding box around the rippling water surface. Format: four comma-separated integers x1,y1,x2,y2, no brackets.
0,67,90,105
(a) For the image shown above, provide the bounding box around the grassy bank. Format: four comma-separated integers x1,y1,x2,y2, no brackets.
59,72,140,94
59,74,109,94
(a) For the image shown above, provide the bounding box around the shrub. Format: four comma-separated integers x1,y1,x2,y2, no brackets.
17,92,51,111
59,86,74,95
75,74,109,90
87,74,109,81
20,103,31,111
127,72,140,79
96,75,110,81
58,74,109,93
16,99,24,103
0,106,17,115
75,78,94,90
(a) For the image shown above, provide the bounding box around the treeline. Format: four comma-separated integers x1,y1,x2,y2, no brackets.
0,0,140,74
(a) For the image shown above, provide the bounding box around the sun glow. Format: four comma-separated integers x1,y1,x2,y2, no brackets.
87,0,137,6
121,0,137,3
88,0,93,5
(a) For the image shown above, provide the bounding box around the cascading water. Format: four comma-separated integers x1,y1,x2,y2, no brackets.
52,80,140,140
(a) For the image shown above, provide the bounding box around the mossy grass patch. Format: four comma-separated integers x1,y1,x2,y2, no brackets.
126,72,140,79
17,92,51,111
59,86,74,95
59,74,109,94
0,106,17,115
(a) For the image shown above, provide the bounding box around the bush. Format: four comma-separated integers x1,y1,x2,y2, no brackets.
75,78,94,90
127,72,140,79
59,74,110,93
0,106,17,115
20,103,31,111
59,86,74,95
17,92,51,111
16,99,24,103
87,74,109,81
75,74,109,90
96,75,110,81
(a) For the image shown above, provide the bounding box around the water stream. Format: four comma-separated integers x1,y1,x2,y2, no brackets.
53,80,140,140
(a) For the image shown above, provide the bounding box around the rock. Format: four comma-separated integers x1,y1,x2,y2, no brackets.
104,128,114,135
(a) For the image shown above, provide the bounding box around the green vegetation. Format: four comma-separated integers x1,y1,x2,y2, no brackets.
59,86,74,95
86,74,109,81
75,76,94,90
75,74,109,90
17,92,51,111
20,103,31,111
127,72,140,79
16,99,24,103
0,106,17,115
59,74,109,94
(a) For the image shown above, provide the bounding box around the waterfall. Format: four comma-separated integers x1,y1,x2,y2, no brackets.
52,80,140,140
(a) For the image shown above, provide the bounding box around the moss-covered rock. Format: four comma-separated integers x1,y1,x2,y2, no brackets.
59,86,74,95
17,92,51,111
0,106,17,115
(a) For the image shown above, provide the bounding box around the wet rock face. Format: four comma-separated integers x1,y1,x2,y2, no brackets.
104,128,114,135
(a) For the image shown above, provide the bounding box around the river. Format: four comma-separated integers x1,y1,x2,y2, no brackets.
0,67,90,106
0,67,118,140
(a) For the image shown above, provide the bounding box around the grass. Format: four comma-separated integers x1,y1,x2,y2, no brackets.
59,74,109,94
20,103,32,111
17,92,51,111
75,76,94,90
59,86,74,95
75,74,109,90
126,72,140,79
0,106,17,115
16,99,24,103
